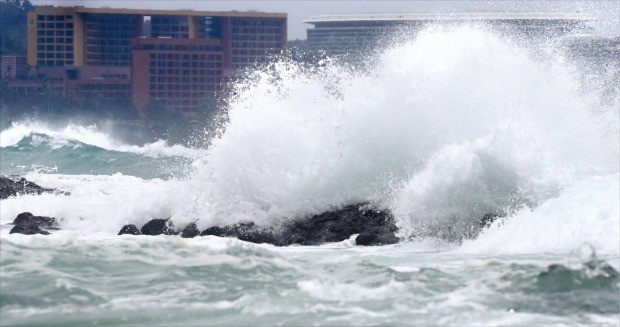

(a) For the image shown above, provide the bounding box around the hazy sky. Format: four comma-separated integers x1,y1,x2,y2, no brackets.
32,0,620,39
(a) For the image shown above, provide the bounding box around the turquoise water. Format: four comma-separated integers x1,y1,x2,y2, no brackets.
0,133,193,179
1,235,618,326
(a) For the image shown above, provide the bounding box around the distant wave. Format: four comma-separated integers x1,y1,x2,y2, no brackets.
0,124,201,178
0,121,207,159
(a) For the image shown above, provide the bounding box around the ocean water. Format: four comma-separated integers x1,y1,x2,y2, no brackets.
1,26,619,326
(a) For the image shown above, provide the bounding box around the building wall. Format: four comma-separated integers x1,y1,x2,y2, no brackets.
305,16,591,57
151,15,189,38
64,66,130,101
83,13,143,66
306,26,394,55
66,79,131,102
131,38,224,112
26,7,287,112
7,79,63,94
73,12,85,66
230,17,286,69
27,12,38,67
131,49,151,109
1,56,28,79
30,10,77,67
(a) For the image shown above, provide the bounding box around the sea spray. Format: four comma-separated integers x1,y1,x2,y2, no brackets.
1,24,619,327
171,26,618,250
0,26,617,255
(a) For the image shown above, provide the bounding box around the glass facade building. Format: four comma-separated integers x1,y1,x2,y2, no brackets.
304,13,593,56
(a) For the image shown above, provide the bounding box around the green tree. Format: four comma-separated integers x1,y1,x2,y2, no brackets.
0,0,33,56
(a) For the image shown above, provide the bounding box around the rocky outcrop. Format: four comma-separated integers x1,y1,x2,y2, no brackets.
8,203,398,246
7,205,499,247
12,212,57,227
279,204,398,246
181,223,200,238
0,176,69,200
200,225,235,237
140,219,177,236
118,224,141,235
198,204,400,246
9,212,58,235
9,224,50,235
235,223,278,245
200,222,277,243
355,226,399,246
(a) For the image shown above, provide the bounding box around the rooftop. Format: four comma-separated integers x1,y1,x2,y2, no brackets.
34,6,287,18
304,12,594,24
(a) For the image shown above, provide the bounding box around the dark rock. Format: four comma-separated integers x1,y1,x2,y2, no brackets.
8,212,59,235
199,221,276,244
200,222,254,237
355,227,399,246
12,212,57,228
199,203,400,247
278,204,398,246
9,224,50,235
0,176,69,200
141,219,177,236
235,224,277,245
480,212,504,227
181,223,200,238
201,226,230,237
118,224,141,235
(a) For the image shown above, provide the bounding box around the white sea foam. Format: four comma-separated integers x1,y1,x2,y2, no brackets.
458,174,620,255
0,173,187,232
1,26,617,255
0,121,206,158
170,25,618,254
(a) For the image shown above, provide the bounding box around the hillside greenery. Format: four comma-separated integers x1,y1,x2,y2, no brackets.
0,0,32,56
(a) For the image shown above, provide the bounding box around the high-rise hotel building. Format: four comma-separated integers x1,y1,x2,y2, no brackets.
26,6,287,112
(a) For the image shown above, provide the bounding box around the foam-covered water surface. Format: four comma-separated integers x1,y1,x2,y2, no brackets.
1,234,618,326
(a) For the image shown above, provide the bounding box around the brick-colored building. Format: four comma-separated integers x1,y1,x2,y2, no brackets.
131,37,224,112
64,66,131,102
26,6,287,112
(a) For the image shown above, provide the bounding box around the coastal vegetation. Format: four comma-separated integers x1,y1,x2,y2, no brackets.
0,0,32,56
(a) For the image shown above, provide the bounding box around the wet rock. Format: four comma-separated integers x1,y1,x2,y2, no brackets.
200,203,400,246
235,224,277,245
118,224,141,235
0,176,69,200
141,219,177,236
278,204,399,246
355,226,399,246
200,221,276,244
9,224,50,235
480,212,504,227
181,223,200,238
201,222,254,237
200,225,231,237
12,212,57,228
9,212,58,235
201,226,226,236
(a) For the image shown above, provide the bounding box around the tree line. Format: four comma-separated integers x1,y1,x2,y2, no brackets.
0,0,32,56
